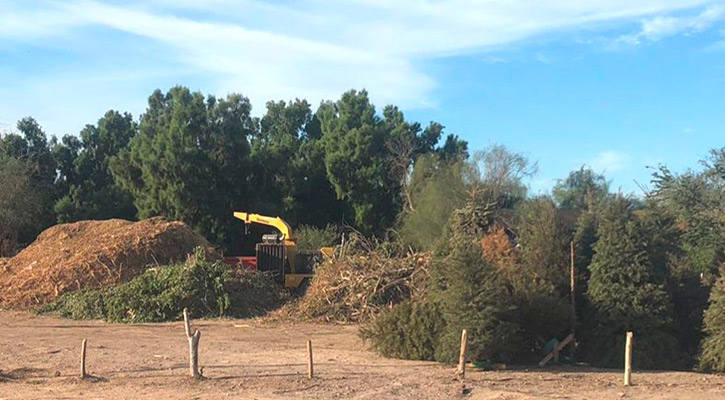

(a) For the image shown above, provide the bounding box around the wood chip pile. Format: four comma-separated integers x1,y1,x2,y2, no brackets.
0,218,217,308
275,235,430,323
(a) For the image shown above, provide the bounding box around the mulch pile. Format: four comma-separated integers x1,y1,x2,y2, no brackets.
273,235,430,323
0,218,217,308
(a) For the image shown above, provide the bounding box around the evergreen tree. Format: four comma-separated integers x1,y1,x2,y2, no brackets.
431,189,520,363
54,110,137,222
110,87,255,247
583,196,678,368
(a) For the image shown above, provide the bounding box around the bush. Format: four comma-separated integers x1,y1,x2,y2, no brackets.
295,224,340,251
360,300,445,361
41,248,286,322
699,271,725,372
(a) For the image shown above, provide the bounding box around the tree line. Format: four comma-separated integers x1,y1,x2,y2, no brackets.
0,86,466,254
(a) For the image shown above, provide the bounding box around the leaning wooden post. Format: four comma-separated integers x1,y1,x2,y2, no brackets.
183,308,202,379
570,240,576,358
457,329,468,379
307,340,314,379
80,338,88,379
624,331,633,386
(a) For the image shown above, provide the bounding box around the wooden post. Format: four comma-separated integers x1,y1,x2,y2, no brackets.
80,338,87,379
457,329,468,379
307,340,314,379
570,241,576,358
624,331,633,386
183,308,202,379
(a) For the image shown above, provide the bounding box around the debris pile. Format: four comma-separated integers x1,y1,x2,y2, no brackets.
0,218,217,308
275,235,430,323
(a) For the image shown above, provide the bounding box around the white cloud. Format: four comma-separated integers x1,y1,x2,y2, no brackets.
588,151,632,173
618,4,725,44
0,0,723,134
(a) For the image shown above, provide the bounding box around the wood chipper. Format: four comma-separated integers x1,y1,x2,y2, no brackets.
223,212,333,289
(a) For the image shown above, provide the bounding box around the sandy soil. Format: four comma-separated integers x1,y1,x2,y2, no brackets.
0,311,723,399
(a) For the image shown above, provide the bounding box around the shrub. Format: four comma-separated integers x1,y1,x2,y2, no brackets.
360,300,445,361
295,224,340,251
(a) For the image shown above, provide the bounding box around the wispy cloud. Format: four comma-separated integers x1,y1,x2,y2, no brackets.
588,151,632,173
0,0,722,134
617,4,725,44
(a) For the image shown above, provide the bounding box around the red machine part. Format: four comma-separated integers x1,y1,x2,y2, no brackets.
223,256,257,270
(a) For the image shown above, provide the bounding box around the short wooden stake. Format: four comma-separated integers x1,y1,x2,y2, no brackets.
624,331,633,386
183,308,202,379
307,340,314,379
80,338,87,379
457,329,468,380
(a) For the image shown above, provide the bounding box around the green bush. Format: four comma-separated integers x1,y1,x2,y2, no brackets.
699,271,725,372
295,224,340,251
360,300,445,361
40,248,286,322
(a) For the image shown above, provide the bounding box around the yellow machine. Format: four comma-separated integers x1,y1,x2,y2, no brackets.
231,212,332,289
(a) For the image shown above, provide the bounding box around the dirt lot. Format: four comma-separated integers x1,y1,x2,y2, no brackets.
1,311,723,399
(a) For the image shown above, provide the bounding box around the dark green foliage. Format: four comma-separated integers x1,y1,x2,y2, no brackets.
0,157,44,256
318,90,402,234
295,224,340,251
54,111,137,222
250,100,344,226
41,248,286,323
583,196,678,368
699,271,725,371
110,87,255,247
432,243,520,363
360,300,445,361
0,118,57,236
651,163,725,279
516,197,572,294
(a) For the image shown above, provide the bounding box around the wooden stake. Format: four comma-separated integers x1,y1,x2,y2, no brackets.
80,338,87,379
570,241,576,358
183,308,202,379
307,340,314,379
457,329,468,380
624,331,633,386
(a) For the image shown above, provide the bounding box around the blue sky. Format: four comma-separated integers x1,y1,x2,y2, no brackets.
2,1,725,194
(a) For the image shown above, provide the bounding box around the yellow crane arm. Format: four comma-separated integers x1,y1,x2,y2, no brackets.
233,212,293,240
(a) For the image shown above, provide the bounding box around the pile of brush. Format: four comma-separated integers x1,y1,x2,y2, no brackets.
275,234,430,323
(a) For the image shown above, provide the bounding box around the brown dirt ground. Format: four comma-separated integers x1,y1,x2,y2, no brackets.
0,311,723,400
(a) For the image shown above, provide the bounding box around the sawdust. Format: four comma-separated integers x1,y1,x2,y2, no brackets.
0,218,217,308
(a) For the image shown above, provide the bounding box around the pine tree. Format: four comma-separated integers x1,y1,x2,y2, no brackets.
583,196,678,368
699,271,725,371
431,189,520,363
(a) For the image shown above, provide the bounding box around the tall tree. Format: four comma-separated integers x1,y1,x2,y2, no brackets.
250,99,344,226
0,117,57,231
54,110,137,222
0,157,44,255
553,166,609,210
583,196,678,368
473,144,536,208
111,87,255,246
318,90,400,234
